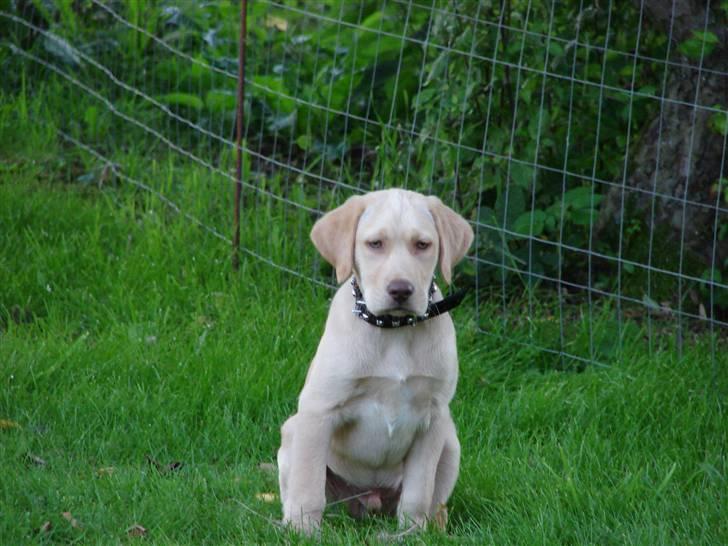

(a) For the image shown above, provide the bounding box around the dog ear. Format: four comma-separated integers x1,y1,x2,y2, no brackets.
311,195,367,283
428,196,474,284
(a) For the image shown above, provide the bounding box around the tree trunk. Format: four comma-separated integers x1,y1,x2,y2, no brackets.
597,0,727,270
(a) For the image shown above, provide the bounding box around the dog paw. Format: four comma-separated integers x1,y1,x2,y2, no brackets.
433,503,448,530
282,509,322,536
397,509,427,530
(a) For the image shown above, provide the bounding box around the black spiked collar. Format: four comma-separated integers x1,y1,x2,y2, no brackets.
350,277,468,329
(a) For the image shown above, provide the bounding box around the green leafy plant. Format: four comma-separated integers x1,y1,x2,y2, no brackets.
3,0,722,310
677,30,719,59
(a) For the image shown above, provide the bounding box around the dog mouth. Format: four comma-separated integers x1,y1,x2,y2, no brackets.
378,300,430,316
381,306,416,316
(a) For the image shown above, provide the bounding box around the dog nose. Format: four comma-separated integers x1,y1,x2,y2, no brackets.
387,279,414,304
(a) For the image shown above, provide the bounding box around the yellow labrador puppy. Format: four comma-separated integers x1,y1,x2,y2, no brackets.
278,189,473,534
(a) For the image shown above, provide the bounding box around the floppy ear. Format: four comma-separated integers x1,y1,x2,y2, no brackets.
310,195,367,283
428,196,474,284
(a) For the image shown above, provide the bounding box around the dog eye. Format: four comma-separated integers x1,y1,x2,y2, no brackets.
415,241,431,250
367,240,383,249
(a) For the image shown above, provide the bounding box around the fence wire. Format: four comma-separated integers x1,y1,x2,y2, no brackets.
2,0,726,370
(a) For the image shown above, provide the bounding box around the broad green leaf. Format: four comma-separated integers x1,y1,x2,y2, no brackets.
570,208,598,226
205,90,236,112
510,162,535,189
619,64,634,78
495,187,526,231
513,210,546,236
709,111,728,136
677,30,718,59
360,10,383,29
251,76,295,114
637,85,657,97
296,135,311,150
548,41,564,58
563,186,602,209
701,268,723,283
476,206,498,227
157,93,204,110
356,35,402,63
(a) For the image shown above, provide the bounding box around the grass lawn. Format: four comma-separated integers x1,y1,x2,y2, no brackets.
1,137,726,543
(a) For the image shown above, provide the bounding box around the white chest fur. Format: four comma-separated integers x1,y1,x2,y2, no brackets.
331,373,443,468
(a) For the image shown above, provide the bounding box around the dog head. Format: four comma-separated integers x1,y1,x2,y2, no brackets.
311,189,473,316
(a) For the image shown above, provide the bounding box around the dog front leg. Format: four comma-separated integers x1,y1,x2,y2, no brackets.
397,417,448,529
281,411,332,534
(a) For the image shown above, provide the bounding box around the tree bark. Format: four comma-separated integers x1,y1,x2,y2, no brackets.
597,0,727,269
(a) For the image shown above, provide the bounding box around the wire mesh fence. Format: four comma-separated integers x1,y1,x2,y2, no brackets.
2,1,726,371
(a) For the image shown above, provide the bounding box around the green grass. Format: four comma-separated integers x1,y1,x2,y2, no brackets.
1,108,727,544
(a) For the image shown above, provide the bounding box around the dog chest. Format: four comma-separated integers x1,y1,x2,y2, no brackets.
332,374,442,466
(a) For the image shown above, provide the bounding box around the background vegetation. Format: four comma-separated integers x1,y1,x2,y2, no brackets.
1,0,726,310
1,1,726,543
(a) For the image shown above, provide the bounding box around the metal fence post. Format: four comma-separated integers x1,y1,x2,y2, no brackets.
232,0,248,271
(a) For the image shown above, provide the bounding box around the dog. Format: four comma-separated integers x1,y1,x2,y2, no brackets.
277,189,473,534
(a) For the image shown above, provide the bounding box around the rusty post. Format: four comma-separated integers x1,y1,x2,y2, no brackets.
232,0,248,271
